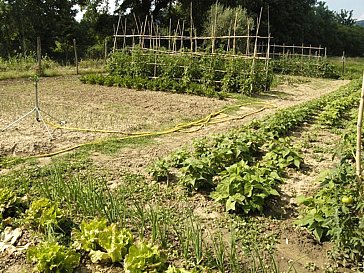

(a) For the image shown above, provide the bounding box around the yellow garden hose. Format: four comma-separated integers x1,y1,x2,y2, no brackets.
30,101,276,158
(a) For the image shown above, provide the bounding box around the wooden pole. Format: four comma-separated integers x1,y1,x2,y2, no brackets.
250,7,263,93
142,16,148,48
104,38,108,63
123,18,127,49
113,14,122,53
190,2,193,52
36,37,42,76
233,11,238,54
212,3,218,54
265,6,271,91
73,38,78,75
168,18,172,51
342,51,346,76
246,23,250,56
181,20,185,50
356,72,364,186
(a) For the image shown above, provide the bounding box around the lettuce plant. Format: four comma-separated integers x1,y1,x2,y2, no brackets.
27,241,80,273
73,218,133,263
25,198,65,232
124,241,166,273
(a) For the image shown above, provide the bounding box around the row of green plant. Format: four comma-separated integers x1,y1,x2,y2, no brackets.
148,79,362,216
149,132,301,215
295,85,364,268
271,57,340,79
0,53,58,72
0,53,106,80
80,74,225,98
81,46,273,96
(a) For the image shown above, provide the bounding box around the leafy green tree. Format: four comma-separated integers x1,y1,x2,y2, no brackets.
335,9,356,26
203,4,253,52
0,0,78,57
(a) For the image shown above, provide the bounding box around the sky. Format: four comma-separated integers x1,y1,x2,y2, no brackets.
323,0,364,20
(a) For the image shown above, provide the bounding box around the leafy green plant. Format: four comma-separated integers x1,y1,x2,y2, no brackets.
296,163,364,264
272,57,339,79
0,188,25,229
82,47,273,97
27,241,80,273
72,218,133,263
124,241,166,273
262,138,303,170
148,159,171,182
180,157,215,190
25,198,65,232
210,160,281,213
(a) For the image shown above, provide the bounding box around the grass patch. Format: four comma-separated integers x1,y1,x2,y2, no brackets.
328,56,364,79
83,135,155,155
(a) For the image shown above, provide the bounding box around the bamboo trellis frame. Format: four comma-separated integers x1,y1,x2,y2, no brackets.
112,10,271,59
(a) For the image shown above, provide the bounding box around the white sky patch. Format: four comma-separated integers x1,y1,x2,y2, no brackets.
75,2,117,22
75,5,85,22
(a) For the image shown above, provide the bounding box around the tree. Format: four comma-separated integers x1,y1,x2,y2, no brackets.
335,9,356,26
0,0,78,56
203,4,253,52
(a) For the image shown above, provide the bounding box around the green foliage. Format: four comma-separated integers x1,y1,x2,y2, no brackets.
124,241,166,273
296,163,364,263
27,241,80,273
0,188,23,221
272,57,340,79
25,198,65,232
210,160,281,213
37,166,126,223
81,47,273,97
317,88,359,127
262,138,303,170
72,218,133,263
148,159,171,182
180,131,264,190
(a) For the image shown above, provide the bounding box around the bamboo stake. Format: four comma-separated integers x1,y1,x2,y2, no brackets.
133,13,141,45
73,38,78,75
123,18,127,49
233,11,238,54
36,37,42,76
181,20,185,50
227,24,231,52
113,14,122,53
149,16,153,48
142,16,148,48
132,29,135,48
190,1,193,52
194,29,198,52
168,19,172,51
264,6,271,91
212,3,218,54
246,23,250,56
250,7,263,93
104,38,108,63
356,72,364,186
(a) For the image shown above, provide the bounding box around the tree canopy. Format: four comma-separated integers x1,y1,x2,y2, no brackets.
0,0,363,58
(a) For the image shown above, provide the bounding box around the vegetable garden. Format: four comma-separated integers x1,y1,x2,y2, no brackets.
1,26,364,273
